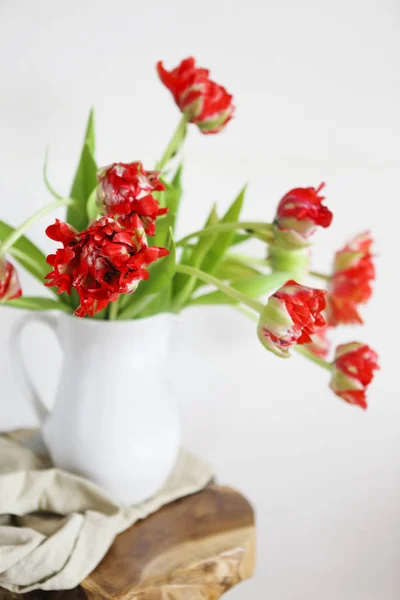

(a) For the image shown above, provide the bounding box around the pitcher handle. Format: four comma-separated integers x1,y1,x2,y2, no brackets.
10,313,59,425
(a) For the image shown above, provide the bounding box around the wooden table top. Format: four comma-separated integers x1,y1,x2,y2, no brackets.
0,458,255,600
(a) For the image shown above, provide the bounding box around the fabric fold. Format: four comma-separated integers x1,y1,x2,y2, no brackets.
0,431,213,593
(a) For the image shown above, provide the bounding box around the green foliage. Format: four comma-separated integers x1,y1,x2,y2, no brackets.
172,204,219,309
231,232,251,246
118,231,176,320
189,272,290,306
86,185,100,223
43,148,63,201
153,164,183,248
3,296,70,312
136,284,173,319
156,116,187,170
66,109,97,230
0,220,48,283
141,231,176,296
199,186,246,276
215,257,261,280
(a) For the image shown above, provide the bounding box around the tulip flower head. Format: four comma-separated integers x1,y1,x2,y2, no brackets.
0,257,22,301
258,280,327,358
327,231,375,326
274,184,333,250
45,216,168,317
157,57,234,134
330,342,379,409
97,162,167,236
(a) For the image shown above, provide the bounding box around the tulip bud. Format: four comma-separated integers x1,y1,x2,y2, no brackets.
0,257,22,301
258,280,327,358
157,57,234,135
273,184,333,250
330,342,379,409
327,232,375,326
96,162,166,236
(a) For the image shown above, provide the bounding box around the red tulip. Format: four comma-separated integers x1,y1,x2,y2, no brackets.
157,57,234,134
330,342,379,409
45,216,168,317
258,280,327,358
0,258,22,301
327,231,375,326
97,162,167,236
274,184,333,249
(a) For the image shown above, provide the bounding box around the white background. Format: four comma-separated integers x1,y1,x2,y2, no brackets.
0,1,399,598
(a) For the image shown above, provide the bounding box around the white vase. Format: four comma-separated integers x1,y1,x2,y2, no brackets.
9,311,180,505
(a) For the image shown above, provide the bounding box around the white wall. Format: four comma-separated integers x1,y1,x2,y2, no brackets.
0,1,399,598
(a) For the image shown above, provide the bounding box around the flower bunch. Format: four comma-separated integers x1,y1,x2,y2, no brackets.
297,229,378,408
0,55,379,410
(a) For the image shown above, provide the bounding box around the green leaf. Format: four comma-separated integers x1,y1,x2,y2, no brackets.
231,232,251,246
166,163,183,217
153,163,183,247
43,147,63,200
0,220,48,282
86,185,100,223
200,186,246,276
3,296,70,312
117,231,176,320
189,272,290,306
140,230,176,296
152,198,173,248
66,109,97,231
172,204,219,307
136,283,172,318
118,294,157,320
215,257,261,280
84,108,95,154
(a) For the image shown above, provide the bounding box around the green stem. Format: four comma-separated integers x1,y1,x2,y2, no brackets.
310,270,331,282
43,147,64,201
295,346,332,371
118,294,156,320
177,222,274,247
174,264,263,313
7,247,46,276
108,297,120,320
156,115,188,170
233,304,259,322
0,198,75,256
228,252,270,267
2,297,72,313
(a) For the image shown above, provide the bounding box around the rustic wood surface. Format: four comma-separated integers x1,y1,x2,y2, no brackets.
0,432,256,600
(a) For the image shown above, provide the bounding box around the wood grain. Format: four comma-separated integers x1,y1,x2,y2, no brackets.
82,485,255,600
0,430,256,600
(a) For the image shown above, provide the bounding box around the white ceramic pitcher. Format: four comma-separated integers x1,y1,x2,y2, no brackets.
10,311,180,505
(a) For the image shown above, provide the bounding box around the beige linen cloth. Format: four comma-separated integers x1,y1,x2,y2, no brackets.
0,431,213,593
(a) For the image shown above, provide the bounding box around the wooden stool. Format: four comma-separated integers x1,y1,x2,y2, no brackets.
0,435,256,600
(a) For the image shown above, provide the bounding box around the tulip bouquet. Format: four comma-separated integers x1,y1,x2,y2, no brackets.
0,57,379,409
